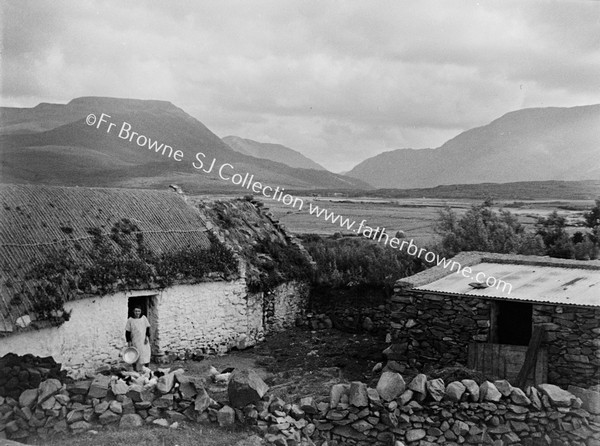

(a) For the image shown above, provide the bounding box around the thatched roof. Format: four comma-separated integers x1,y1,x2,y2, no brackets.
0,184,220,331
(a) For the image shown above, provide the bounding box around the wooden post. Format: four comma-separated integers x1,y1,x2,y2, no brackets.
515,325,544,388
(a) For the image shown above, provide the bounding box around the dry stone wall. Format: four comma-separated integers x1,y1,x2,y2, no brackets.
306,287,389,333
262,282,310,333
3,359,600,446
534,304,600,388
389,287,491,370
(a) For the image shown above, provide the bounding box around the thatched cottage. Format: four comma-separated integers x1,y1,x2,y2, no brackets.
0,184,311,377
389,252,600,388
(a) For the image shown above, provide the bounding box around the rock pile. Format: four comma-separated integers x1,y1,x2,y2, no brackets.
0,353,65,399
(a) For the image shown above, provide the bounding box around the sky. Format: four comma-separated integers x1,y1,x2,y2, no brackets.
2,0,600,172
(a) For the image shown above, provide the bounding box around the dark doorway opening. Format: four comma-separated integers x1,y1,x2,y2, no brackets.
495,301,532,346
128,295,150,318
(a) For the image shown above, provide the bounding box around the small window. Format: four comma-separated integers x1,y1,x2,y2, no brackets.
492,301,532,346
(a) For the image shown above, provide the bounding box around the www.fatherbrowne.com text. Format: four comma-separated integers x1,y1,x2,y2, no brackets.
87,113,512,295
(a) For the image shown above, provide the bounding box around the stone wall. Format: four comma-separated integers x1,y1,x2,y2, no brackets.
159,281,308,359
534,304,600,388
389,284,492,370
3,360,600,446
264,282,309,333
307,287,389,333
156,280,249,358
389,282,600,387
303,373,600,446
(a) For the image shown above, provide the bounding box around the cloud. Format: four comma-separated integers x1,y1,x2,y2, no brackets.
2,0,600,171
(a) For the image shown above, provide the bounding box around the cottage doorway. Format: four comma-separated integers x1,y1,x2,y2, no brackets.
127,295,158,359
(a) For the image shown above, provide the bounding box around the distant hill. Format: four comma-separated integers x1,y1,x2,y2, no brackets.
223,136,326,171
0,97,371,192
348,105,600,188
357,180,600,201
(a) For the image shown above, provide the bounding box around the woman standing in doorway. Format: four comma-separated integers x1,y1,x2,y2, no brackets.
125,307,151,371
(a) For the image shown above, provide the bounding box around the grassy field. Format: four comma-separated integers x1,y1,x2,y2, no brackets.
248,196,595,245
29,423,254,446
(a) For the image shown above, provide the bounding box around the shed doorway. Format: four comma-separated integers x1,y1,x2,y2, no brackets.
492,301,532,346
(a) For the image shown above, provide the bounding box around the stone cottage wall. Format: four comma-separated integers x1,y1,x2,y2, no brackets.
156,280,249,358
389,283,492,370
534,304,600,388
0,292,130,379
390,284,600,387
263,282,309,332
157,280,308,359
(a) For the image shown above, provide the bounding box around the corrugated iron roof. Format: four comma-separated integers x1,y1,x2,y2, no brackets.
413,261,600,307
0,184,217,329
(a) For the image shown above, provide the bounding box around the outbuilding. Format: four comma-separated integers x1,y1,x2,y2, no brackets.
389,252,600,388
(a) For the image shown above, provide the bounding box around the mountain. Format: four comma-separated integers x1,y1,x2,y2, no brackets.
0,97,371,192
223,136,326,171
347,105,600,188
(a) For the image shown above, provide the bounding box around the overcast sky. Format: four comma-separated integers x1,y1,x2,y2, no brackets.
2,0,600,172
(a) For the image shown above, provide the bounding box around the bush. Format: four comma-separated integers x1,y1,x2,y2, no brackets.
435,202,544,257
301,234,425,295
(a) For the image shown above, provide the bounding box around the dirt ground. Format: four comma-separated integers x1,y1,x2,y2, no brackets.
170,326,389,403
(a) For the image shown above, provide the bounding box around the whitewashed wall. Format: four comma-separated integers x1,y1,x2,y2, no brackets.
156,279,250,357
0,279,308,376
0,291,131,379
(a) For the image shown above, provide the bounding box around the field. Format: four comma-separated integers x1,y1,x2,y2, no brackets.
197,194,595,246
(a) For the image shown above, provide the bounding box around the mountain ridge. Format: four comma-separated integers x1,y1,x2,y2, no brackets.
0,97,371,192
347,104,600,188
223,135,326,171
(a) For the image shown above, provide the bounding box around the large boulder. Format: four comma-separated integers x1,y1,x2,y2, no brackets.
227,369,269,408
406,429,426,442
19,389,38,408
218,405,236,426
461,379,480,402
510,387,531,406
538,384,576,407
480,381,502,402
119,413,144,429
88,375,111,399
445,381,466,402
426,378,445,402
349,382,369,407
176,375,204,400
494,380,513,397
568,385,600,414
111,379,129,396
157,372,176,394
408,374,427,396
376,372,406,402
38,378,62,403
330,383,350,408
194,387,212,413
